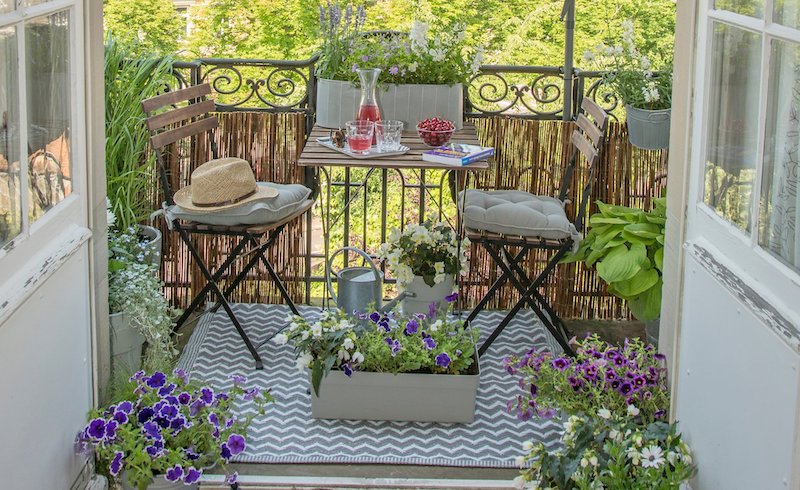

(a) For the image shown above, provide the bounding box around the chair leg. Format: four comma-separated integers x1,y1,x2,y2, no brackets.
208,232,275,314
465,243,526,324
178,227,264,370
174,234,252,330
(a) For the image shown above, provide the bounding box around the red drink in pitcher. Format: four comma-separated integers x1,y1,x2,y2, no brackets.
356,68,382,145
356,104,381,144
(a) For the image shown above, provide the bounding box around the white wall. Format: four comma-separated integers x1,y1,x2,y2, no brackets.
675,244,800,489
0,249,93,489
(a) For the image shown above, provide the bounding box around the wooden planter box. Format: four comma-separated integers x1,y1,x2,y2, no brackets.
316,78,464,130
311,356,479,423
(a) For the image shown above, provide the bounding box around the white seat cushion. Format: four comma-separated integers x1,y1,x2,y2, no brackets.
461,189,581,245
165,182,311,226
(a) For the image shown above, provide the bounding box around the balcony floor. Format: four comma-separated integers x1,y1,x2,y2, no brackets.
176,304,563,472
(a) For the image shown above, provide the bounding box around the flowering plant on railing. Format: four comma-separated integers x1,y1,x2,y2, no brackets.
582,19,672,111
505,335,669,424
378,221,469,289
275,298,478,397
512,413,696,489
75,369,271,489
316,2,483,85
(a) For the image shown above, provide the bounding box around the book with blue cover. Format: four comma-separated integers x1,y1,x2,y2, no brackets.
421,143,494,165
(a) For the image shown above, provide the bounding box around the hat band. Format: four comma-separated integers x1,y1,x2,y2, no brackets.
191,188,257,208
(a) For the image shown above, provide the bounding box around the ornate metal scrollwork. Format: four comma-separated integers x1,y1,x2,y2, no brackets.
466,67,564,119
581,72,620,120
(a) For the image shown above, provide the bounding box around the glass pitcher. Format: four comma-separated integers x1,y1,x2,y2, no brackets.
356,68,382,143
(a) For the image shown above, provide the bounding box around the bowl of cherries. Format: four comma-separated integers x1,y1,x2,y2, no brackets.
416,117,455,147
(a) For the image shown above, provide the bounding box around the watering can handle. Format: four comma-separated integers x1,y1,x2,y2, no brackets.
326,247,382,309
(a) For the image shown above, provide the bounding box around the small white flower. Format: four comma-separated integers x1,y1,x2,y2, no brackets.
512,475,527,490
296,352,313,371
430,320,442,332
514,455,527,468
627,404,640,417
285,314,296,322
337,348,351,361
589,455,598,466
581,49,595,64
609,429,619,441
597,408,611,419
311,323,323,338
301,330,310,340
627,447,641,466
580,457,589,468
342,337,355,350
666,451,678,465
522,440,534,451
434,262,445,274
408,61,418,72
641,445,665,469
288,322,299,332
351,351,364,364
273,333,289,345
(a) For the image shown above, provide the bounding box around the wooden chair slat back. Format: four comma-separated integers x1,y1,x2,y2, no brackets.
146,99,216,132
580,97,608,131
141,83,212,114
150,117,218,150
575,113,603,148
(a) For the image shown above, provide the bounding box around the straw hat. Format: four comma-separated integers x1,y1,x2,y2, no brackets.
173,157,278,212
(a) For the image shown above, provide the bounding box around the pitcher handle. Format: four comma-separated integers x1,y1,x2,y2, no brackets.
326,247,382,308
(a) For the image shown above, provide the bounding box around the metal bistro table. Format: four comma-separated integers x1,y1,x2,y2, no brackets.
298,123,490,309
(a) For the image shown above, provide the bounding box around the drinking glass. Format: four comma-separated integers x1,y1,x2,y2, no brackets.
375,120,404,152
345,120,374,154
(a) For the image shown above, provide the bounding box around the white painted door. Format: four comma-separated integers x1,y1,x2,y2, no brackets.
674,2,800,488
0,0,102,488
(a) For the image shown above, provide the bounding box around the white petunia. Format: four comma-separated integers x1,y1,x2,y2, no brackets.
337,348,351,361
597,408,611,420
288,322,299,332
580,457,589,468
430,320,443,332
589,455,598,466
522,440,534,451
351,351,364,364
342,337,355,350
514,455,527,468
301,330,310,341
273,333,289,345
296,352,313,371
641,445,665,469
627,404,640,417
512,475,527,490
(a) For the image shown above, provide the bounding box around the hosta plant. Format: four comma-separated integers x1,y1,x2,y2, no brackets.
505,335,669,424
75,370,270,489
513,413,696,490
564,198,666,321
275,295,478,397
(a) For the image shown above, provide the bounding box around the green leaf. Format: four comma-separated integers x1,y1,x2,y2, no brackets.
596,243,647,283
612,268,659,298
628,279,663,321
623,222,661,238
589,216,629,225
311,360,324,398
654,247,664,272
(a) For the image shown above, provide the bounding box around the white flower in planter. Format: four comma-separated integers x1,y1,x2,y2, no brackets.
274,333,289,345
342,337,355,350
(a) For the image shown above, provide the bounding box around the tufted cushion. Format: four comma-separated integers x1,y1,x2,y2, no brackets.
166,182,311,226
460,189,581,245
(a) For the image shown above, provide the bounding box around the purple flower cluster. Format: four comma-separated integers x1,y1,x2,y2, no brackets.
504,336,670,422
75,369,265,486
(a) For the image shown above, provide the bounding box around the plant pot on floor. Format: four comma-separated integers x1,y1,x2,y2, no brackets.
310,353,480,423
120,471,198,490
110,311,145,375
402,274,455,316
625,105,671,150
138,224,162,267
316,78,464,130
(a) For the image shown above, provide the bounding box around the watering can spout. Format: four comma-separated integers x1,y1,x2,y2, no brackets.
379,290,415,313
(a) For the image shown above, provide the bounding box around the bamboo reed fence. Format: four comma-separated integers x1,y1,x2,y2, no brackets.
155,113,666,321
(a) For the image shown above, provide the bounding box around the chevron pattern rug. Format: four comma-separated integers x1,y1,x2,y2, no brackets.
177,304,563,468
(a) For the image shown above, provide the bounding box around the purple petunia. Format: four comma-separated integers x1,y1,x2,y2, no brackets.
137,407,155,423
435,352,451,368
146,441,164,458
208,413,219,428
384,337,402,356
129,371,145,382
243,387,260,401
109,451,124,476
170,416,187,432
116,401,133,414
551,357,570,371
369,311,381,323
104,420,119,440
145,372,167,389
404,319,419,336
220,443,232,460
360,54,369,62
378,320,391,332
189,399,206,417
422,333,436,350
184,467,202,484
87,418,105,440
199,387,214,405
229,374,247,386
173,368,190,385
158,383,176,397
343,363,353,377
654,409,666,419
159,404,178,420
428,302,438,317
445,292,459,302
165,464,184,482
389,65,399,75
112,410,128,425
619,382,633,395
226,472,239,485
142,421,162,440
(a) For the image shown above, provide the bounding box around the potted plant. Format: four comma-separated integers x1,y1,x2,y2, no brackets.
75,369,271,489
105,35,174,265
275,297,480,422
315,2,484,129
583,19,673,150
564,198,666,343
512,413,696,489
378,221,468,315
108,225,180,375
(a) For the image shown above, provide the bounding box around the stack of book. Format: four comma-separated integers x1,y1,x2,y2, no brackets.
421,143,494,166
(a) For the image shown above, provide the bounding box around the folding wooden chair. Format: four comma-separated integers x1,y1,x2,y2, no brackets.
463,98,609,357
142,84,314,370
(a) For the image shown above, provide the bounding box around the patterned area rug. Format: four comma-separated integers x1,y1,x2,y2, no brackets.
177,304,562,467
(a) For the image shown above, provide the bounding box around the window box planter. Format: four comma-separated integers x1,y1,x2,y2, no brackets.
310,353,480,423
316,78,464,130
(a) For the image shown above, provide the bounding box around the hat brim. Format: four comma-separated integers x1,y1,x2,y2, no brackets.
173,184,279,213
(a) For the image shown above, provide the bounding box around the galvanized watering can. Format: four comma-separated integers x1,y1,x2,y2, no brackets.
326,247,410,315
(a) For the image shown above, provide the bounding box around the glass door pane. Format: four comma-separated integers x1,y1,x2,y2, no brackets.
759,39,800,270
704,22,762,232
25,10,71,223
773,0,800,28
715,0,764,18
0,25,18,247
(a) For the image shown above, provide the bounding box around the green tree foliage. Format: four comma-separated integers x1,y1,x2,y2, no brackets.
104,0,183,56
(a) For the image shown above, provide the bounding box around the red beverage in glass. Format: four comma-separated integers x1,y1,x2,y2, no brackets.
357,103,381,144
348,134,372,152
